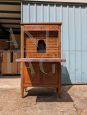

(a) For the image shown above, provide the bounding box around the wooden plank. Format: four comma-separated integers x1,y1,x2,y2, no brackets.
25,52,59,57
21,22,62,25
16,58,66,62
24,25,60,31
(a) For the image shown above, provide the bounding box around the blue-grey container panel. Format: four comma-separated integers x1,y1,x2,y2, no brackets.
22,2,87,84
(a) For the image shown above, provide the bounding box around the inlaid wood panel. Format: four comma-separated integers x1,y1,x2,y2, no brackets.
24,62,40,84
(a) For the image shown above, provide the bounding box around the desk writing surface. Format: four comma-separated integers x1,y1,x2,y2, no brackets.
16,58,66,62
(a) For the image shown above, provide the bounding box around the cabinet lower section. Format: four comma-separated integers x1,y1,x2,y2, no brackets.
21,62,61,97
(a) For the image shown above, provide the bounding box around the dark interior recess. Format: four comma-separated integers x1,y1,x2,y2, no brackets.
37,40,46,53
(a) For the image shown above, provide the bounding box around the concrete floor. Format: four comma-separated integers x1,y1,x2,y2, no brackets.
0,78,87,115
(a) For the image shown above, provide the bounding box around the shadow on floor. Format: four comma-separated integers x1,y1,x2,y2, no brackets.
0,74,20,78
25,86,73,102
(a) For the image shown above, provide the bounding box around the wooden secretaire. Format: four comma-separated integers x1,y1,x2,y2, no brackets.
16,23,65,97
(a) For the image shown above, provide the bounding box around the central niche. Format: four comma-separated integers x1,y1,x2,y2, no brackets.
37,40,46,53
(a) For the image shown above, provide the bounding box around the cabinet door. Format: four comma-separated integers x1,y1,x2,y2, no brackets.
39,62,60,85
24,62,40,84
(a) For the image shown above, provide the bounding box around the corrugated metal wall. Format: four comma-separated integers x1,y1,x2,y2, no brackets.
21,2,87,84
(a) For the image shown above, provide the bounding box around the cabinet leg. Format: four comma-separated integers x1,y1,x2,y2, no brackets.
56,88,61,98
56,88,58,93
21,87,24,98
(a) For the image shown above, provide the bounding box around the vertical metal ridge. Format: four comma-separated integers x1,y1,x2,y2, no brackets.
41,4,44,22
54,4,56,22
28,3,30,22
35,3,37,22
67,5,70,84
67,4,70,83
79,6,82,83
86,6,87,82
48,4,50,22
80,6,82,82
73,5,76,83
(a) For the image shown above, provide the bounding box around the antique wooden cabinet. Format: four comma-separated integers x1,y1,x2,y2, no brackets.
16,23,65,97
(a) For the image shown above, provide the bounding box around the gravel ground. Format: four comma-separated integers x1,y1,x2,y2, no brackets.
0,78,87,115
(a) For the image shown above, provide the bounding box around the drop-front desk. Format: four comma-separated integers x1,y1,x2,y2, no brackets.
16,23,66,97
